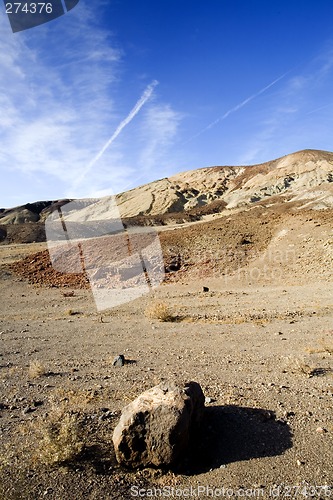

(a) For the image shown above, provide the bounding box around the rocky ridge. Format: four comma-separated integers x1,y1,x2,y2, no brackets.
1,150,333,232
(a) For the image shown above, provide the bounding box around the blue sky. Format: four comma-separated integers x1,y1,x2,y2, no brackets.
1,0,333,207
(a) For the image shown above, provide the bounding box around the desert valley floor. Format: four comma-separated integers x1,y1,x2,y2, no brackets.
0,209,332,499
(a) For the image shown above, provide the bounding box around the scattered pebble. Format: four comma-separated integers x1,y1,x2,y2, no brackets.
283,411,295,418
22,406,36,415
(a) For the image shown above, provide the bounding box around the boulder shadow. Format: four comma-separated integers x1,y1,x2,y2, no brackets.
124,359,137,365
179,405,293,475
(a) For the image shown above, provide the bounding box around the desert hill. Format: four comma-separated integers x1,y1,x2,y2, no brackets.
1,149,333,231
1,149,331,288
1,149,333,247
115,149,333,217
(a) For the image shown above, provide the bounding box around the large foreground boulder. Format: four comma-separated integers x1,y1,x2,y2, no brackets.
112,381,205,468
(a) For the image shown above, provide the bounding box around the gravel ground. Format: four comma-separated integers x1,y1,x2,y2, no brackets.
0,209,332,499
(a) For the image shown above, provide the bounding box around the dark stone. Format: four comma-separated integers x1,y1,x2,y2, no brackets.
113,355,125,367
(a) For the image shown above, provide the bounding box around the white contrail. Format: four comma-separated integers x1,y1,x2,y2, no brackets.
74,79,158,188
185,72,288,144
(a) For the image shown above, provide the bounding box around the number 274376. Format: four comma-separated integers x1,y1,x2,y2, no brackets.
5,3,53,14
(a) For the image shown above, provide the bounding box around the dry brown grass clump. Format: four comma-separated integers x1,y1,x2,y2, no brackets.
50,387,97,411
28,360,46,379
284,357,319,377
306,338,333,355
34,409,84,465
66,308,80,316
144,301,173,322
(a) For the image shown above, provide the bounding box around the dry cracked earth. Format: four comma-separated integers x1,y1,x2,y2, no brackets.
0,206,332,499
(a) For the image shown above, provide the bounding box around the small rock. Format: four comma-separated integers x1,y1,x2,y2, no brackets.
202,286,209,292
276,419,287,425
205,396,212,404
259,410,275,421
283,411,295,418
113,355,125,367
22,406,36,415
106,411,117,418
316,427,327,434
296,459,305,466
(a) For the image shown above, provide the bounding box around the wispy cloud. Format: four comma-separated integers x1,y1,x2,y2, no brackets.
0,4,182,205
0,5,121,200
138,104,183,174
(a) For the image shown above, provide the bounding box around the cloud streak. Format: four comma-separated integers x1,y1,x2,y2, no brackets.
73,80,159,190
185,72,288,144
234,49,333,165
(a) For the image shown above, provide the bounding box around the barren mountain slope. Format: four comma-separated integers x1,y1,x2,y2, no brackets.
115,149,333,216
1,150,333,231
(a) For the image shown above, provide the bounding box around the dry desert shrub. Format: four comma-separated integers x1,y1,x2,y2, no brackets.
66,308,79,316
34,409,84,465
305,339,333,355
0,443,13,471
145,301,173,322
284,356,318,377
320,340,333,355
50,387,97,411
28,360,46,379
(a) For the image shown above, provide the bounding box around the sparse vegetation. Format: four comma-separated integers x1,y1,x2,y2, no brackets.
305,338,333,355
145,301,173,322
50,387,97,411
320,340,333,355
284,357,321,377
28,360,46,379
66,308,77,316
34,409,84,465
